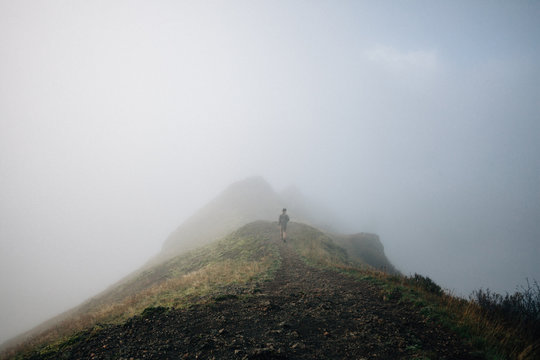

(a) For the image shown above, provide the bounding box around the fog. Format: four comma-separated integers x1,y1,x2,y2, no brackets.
1,0,539,345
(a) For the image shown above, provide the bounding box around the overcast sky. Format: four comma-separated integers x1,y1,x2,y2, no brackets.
1,0,539,345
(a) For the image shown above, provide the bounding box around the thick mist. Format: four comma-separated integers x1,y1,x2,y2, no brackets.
1,1,539,346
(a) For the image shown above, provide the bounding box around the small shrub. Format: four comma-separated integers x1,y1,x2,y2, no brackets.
409,273,443,296
471,279,540,337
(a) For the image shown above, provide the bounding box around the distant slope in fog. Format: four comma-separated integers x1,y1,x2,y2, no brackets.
158,176,340,262
332,232,398,273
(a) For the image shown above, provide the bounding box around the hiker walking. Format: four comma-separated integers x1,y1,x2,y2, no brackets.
279,208,289,242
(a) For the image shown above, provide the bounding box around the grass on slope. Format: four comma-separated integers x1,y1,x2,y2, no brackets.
286,223,392,273
286,223,349,268
6,221,280,359
350,271,540,359
287,222,538,359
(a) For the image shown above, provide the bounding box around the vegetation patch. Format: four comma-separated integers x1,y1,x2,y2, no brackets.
327,264,539,360
283,227,538,359
471,280,539,330
409,273,443,296
467,280,540,359
286,223,349,268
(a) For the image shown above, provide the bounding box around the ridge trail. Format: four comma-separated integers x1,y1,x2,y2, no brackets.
30,231,480,359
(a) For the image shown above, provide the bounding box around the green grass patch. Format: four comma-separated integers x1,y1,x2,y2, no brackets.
286,223,349,268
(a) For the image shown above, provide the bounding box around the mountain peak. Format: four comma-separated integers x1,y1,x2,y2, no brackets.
159,177,281,259
158,177,335,260
225,176,274,192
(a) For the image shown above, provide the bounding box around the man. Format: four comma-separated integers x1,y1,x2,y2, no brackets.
278,208,289,242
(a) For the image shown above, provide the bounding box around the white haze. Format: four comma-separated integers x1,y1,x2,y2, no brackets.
1,0,539,345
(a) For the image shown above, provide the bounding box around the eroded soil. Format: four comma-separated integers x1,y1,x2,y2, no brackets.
29,235,481,359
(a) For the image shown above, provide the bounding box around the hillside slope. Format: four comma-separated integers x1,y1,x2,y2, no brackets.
15,222,479,360
332,232,398,273
157,177,341,262
3,220,397,355
1,222,281,357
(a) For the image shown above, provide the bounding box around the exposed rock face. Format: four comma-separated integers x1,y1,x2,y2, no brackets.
332,232,398,273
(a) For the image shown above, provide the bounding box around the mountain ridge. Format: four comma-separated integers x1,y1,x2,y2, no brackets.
1,177,398,357
5,222,479,359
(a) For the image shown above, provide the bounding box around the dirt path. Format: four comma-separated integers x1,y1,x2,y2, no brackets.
37,234,481,359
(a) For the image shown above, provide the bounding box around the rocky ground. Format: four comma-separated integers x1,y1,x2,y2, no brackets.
27,235,482,359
